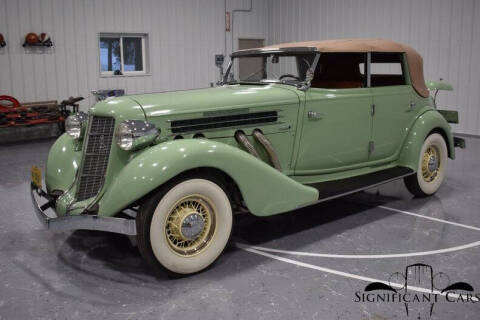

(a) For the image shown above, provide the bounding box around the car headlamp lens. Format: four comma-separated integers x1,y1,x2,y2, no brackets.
65,112,87,139
116,120,159,151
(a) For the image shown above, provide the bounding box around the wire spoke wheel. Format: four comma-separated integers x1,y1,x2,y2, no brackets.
165,195,216,256
404,133,448,197
421,145,441,182
137,176,233,275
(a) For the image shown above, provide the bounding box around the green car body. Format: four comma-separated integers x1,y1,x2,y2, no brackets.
45,81,454,219
34,39,464,236
32,38,467,274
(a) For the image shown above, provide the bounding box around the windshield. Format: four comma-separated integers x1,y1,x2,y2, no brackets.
224,53,316,86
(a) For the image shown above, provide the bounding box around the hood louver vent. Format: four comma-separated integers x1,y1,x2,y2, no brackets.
170,111,278,134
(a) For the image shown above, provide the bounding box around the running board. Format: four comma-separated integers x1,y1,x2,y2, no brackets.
306,166,414,204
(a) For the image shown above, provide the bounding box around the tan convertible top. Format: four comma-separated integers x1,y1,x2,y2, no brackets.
253,38,429,97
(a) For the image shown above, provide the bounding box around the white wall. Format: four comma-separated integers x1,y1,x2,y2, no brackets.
1,0,478,135
0,0,268,111
267,0,480,135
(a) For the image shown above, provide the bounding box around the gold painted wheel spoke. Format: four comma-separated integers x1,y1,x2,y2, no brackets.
164,195,216,256
421,146,440,183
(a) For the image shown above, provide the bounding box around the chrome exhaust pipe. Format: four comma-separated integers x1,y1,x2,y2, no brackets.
252,129,282,171
235,131,259,158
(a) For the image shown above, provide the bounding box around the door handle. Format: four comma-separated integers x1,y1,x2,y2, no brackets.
409,101,416,111
308,111,325,120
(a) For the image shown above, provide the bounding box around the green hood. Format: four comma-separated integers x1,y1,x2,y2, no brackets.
90,84,301,139
89,96,146,121
128,84,300,119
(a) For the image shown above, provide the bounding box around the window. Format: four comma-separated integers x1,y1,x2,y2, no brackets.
237,55,312,82
99,34,148,76
310,53,366,89
370,53,405,87
228,53,315,85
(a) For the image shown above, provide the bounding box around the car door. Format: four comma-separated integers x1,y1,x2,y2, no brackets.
294,53,373,174
369,53,416,162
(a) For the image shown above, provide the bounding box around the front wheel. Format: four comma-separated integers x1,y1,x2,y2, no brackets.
137,176,233,275
404,133,448,197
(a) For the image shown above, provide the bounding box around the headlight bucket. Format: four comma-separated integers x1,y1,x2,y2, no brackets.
116,120,159,151
65,112,88,139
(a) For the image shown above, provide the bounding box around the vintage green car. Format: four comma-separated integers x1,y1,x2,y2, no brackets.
31,38,465,275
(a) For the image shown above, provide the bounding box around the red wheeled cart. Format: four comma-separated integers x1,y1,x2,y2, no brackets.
0,95,83,129
0,95,83,144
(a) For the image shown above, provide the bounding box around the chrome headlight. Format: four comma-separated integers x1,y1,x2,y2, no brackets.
116,120,159,151
65,112,88,139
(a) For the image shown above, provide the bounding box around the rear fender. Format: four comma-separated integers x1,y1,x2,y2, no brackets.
98,139,318,217
398,110,455,171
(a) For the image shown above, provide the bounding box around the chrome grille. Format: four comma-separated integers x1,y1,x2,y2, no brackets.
76,116,115,201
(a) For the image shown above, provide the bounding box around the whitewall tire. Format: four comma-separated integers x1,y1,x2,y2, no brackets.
137,176,233,275
404,133,448,197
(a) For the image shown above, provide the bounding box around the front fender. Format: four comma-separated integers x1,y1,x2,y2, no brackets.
45,133,82,193
398,110,455,171
98,139,318,217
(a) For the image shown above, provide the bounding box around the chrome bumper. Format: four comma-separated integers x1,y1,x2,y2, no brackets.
30,183,137,235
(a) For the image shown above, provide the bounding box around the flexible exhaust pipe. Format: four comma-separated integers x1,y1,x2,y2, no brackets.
235,131,259,158
252,129,282,171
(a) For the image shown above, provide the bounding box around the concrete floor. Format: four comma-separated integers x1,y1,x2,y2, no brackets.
0,137,479,320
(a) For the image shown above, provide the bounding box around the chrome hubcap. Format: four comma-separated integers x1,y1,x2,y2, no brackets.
165,195,216,256
428,155,438,173
422,146,441,182
181,213,205,240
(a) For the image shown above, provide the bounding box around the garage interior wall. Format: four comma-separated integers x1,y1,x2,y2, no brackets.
266,0,480,136
1,0,478,136
0,0,268,111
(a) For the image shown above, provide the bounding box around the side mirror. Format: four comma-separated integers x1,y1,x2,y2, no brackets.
272,56,279,64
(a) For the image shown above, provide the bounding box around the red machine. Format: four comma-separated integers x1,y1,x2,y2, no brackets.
0,95,83,128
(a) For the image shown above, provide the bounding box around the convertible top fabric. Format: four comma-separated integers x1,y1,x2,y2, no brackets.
245,38,429,97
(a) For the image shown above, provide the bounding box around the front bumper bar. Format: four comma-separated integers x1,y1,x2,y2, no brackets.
30,183,137,235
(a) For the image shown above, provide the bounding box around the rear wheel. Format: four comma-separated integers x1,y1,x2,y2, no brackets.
404,133,448,197
136,175,233,275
